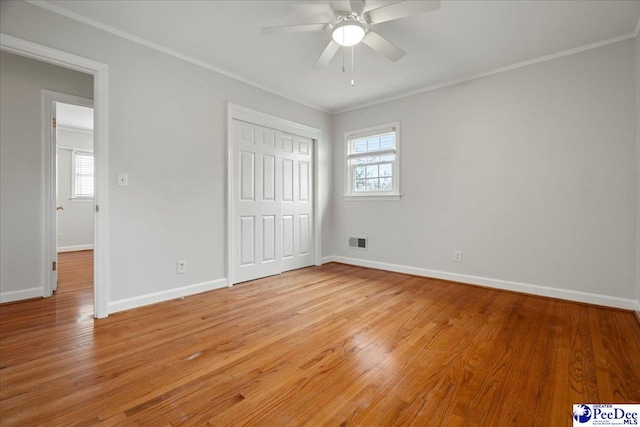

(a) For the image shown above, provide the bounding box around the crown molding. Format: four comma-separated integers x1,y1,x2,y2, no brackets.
26,0,331,114
335,32,637,114
26,0,640,116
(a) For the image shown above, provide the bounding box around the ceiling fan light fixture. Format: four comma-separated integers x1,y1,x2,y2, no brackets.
331,20,365,47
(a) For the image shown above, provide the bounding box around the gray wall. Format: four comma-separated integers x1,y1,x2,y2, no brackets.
0,51,93,300
333,39,637,306
57,128,94,251
1,1,637,311
0,1,333,306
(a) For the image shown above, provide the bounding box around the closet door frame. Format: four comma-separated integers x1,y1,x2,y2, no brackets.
227,103,322,286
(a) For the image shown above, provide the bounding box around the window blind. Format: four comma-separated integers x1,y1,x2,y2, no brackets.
74,151,94,198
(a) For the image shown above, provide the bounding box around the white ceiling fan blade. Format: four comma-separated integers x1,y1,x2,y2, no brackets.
350,0,365,16
261,23,331,35
364,1,441,24
313,40,341,69
362,31,405,62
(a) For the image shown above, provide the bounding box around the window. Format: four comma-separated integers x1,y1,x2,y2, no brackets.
72,150,94,199
345,122,400,200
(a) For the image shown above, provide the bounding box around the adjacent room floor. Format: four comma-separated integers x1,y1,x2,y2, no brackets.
1,263,638,425
56,249,93,294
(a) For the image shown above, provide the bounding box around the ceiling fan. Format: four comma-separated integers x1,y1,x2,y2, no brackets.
261,0,441,70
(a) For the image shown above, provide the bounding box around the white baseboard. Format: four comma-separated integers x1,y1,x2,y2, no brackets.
321,256,335,265
57,244,94,253
108,278,228,314
0,287,42,303
331,256,638,311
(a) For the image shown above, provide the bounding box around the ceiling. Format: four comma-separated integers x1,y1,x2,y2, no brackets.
56,102,93,132
41,0,640,113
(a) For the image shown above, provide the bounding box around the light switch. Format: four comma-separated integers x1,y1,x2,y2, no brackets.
117,173,128,187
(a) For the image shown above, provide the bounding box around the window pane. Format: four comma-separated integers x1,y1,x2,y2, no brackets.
354,139,367,153
75,152,94,198
367,136,380,151
379,177,392,190
350,154,395,165
349,131,395,155
380,133,395,150
347,127,397,194
365,178,376,191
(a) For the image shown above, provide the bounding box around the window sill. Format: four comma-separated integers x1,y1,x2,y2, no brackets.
343,194,401,202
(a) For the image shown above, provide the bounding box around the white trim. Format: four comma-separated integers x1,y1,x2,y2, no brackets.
20,2,638,115
57,244,94,253
108,278,227,313
343,195,401,201
0,287,43,304
321,256,335,265
229,104,321,140
27,0,330,114
44,91,92,296
25,2,638,115
344,121,400,199
335,33,638,114
344,123,398,139
227,103,322,285
1,33,110,319
332,256,638,310
43,91,56,297
313,128,322,267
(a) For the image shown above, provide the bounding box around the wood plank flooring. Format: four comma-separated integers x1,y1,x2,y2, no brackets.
56,250,93,293
1,263,639,426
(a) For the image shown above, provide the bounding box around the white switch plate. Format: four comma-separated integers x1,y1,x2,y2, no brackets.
177,260,187,274
453,250,462,262
117,173,128,187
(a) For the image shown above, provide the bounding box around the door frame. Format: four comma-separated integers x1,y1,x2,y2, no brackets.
1,33,110,318
43,91,94,294
227,103,322,286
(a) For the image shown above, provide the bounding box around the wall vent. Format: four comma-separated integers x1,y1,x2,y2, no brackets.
349,237,367,250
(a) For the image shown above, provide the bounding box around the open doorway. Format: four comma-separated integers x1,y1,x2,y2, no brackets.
1,34,109,317
54,101,94,295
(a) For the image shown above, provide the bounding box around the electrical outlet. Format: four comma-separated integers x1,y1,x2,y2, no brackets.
177,259,187,274
57,233,63,240
453,250,462,263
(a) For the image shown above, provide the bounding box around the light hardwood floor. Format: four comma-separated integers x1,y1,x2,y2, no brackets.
57,250,93,293
1,263,639,426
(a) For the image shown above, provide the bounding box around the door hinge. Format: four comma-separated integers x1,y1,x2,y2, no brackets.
96,204,100,213
52,117,57,128
52,261,57,271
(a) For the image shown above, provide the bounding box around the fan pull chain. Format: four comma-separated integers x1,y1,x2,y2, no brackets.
351,46,355,86
342,47,345,72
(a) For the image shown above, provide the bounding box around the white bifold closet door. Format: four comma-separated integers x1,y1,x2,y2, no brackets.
232,119,313,284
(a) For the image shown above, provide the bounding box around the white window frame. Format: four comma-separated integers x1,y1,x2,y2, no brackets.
70,148,94,201
344,122,400,201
